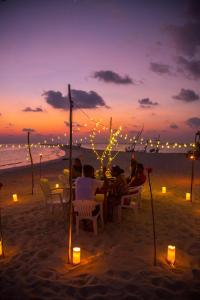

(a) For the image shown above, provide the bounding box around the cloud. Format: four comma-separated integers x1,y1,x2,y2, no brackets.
165,22,200,57
22,107,43,112
93,70,133,84
150,62,172,75
22,128,35,132
64,121,82,127
170,123,179,129
43,89,109,110
186,117,200,128
176,56,200,80
138,98,159,108
173,88,200,102
185,0,200,21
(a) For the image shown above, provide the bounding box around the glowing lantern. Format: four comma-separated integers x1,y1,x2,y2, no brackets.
186,193,191,201
13,194,18,202
0,240,3,256
55,184,59,188
63,169,69,175
167,245,175,265
162,187,166,194
73,247,81,265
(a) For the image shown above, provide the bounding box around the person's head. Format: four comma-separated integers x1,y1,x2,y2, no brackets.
83,164,94,178
74,158,82,167
111,165,124,177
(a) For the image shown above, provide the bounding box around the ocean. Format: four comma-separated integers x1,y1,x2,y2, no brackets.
0,143,189,170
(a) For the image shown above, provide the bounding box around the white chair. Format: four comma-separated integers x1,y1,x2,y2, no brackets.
40,178,68,213
118,185,143,222
128,185,143,209
95,194,105,227
73,200,102,235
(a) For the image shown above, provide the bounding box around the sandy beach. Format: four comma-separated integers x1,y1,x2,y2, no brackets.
0,148,200,300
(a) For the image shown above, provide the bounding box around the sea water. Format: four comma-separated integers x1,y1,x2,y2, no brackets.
0,143,188,170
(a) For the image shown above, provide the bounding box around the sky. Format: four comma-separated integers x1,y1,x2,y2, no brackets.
0,0,200,143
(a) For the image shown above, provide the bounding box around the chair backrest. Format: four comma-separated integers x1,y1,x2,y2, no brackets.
40,178,51,196
58,174,69,188
128,185,143,195
73,200,97,217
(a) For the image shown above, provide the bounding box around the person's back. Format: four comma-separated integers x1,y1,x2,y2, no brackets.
75,165,103,200
128,163,146,187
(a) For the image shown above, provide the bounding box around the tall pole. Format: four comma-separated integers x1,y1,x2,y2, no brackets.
190,158,195,203
27,131,34,195
0,208,5,258
107,117,112,170
147,168,157,266
68,84,73,264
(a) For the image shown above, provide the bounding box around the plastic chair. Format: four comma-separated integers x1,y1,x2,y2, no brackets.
73,200,102,235
40,178,68,213
118,185,143,222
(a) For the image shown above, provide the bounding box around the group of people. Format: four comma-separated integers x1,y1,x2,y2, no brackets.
72,156,146,221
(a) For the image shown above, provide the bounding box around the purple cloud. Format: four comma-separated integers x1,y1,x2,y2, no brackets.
170,123,179,129
22,128,35,132
186,117,200,128
173,88,199,102
176,56,200,80
93,70,133,84
43,89,109,110
22,107,43,112
138,98,159,108
150,62,172,75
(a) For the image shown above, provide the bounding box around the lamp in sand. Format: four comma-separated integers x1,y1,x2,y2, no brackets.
186,193,191,201
73,247,81,265
162,187,166,194
167,245,175,265
0,240,3,256
12,194,18,202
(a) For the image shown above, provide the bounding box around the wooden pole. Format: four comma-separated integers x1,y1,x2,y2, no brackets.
0,208,5,258
27,131,34,195
107,117,112,170
147,169,157,266
39,154,42,179
190,158,195,203
68,84,73,264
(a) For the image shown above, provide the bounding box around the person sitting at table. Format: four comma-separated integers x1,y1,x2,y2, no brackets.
72,158,82,179
127,155,138,184
75,164,106,200
128,163,146,187
107,165,128,221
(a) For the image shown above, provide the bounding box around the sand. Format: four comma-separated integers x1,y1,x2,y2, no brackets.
0,149,200,300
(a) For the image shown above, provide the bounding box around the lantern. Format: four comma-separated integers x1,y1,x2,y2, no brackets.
186,193,191,201
162,187,166,194
73,247,81,265
55,184,59,188
167,245,175,265
63,169,69,175
0,240,2,256
13,194,18,202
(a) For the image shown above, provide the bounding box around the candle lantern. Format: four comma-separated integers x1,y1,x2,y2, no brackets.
63,169,69,175
55,184,59,188
167,245,175,265
13,194,18,202
162,187,166,194
186,193,191,201
0,240,3,256
73,247,81,265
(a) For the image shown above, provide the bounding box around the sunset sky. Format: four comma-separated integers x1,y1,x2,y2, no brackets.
0,0,200,143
